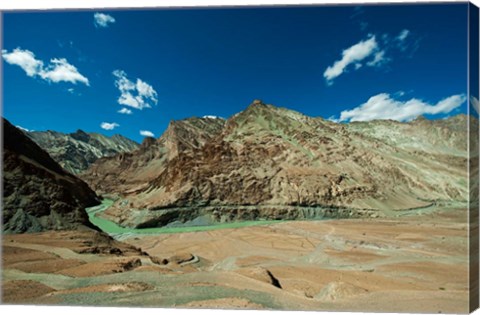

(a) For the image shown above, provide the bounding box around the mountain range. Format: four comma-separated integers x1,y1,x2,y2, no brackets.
2,100,472,232
77,100,469,228
26,129,139,174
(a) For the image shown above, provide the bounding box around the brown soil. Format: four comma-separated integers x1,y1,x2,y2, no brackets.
49,282,153,295
56,257,142,277
181,297,265,309
2,280,56,303
1,206,470,313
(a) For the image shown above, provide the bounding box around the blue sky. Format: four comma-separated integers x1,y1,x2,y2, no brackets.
2,3,470,142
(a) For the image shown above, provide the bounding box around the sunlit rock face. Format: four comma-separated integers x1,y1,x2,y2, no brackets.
81,101,470,228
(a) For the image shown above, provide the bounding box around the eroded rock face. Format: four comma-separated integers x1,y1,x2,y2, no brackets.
27,129,139,174
82,101,470,228
2,118,100,233
81,116,226,194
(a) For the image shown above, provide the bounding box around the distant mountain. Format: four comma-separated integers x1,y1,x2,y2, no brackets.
2,118,100,233
81,100,470,228
345,114,469,157
27,129,139,174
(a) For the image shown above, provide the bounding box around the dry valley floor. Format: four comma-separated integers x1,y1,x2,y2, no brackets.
2,205,469,313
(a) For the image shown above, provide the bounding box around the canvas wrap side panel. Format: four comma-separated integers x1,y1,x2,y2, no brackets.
469,2,479,312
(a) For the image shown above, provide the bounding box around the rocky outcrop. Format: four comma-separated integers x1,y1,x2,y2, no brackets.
27,129,139,174
82,100,470,228
3,118,100,233
81,116,225,194
238,267,283,289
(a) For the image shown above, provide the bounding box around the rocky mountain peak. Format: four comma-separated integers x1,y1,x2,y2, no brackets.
412,115,427,122
251,99,266,106
70,129,91,142
160,116,225,157
27,129,139,174
141,136,156,148
224,100,317,142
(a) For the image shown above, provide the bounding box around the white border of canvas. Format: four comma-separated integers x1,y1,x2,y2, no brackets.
0,1,478,315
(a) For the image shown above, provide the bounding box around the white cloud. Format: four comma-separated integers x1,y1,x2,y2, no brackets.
395,29,411,52
100,122,119,130
2,48,43,76
94,13,115,28
140,130,155,137
396,29,410,42
113,70,158,110
327,116,340,123
203,115,224,119
118,107,133,115
366,50,387,67
323,36,378,84
16,125,31,132
136,79,157,100
337,93,466,122
39,58,89,85
2,48,89,86
472,96,479,114
324,29,413,85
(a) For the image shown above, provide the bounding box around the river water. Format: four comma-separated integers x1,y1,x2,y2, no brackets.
86,198,283,237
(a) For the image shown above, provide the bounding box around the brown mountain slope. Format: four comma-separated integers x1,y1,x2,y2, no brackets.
82,116,225,194
82,100,469,228
3,118,100,233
